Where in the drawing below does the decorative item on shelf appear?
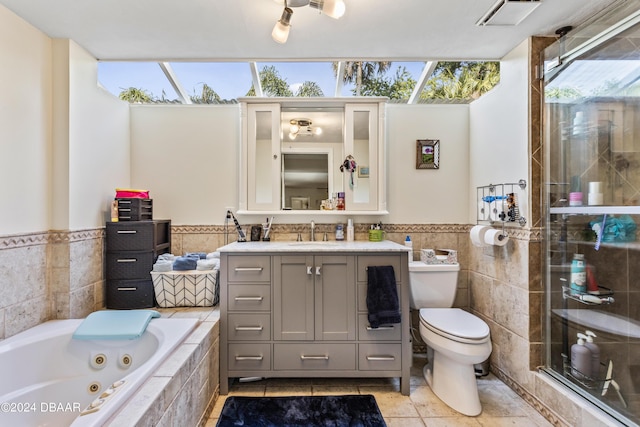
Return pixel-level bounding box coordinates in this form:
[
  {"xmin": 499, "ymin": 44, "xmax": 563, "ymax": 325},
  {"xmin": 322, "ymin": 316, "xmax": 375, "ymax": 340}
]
[{"xmin": 416, "ymin": 139, "xmax": 440, "ymax": 169}]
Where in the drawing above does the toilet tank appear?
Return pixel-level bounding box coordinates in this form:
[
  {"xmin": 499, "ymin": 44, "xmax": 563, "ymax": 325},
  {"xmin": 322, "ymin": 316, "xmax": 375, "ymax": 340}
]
[{"xmin": 408, "ymin": 261, "xmax": 460, "ymax": 309}]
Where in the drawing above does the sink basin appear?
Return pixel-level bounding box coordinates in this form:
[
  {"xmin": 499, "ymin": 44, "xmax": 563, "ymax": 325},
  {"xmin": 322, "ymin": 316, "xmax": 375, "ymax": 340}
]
[{"xmin": 287, "ymin": 241, "xmax": 340, "ymax": 247}]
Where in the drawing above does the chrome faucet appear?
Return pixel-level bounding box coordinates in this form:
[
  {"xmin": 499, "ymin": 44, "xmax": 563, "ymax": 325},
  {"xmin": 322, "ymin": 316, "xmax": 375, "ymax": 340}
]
[{"xmin": 310, "ymin": 220, "xmax": 315, "ymax": 241}]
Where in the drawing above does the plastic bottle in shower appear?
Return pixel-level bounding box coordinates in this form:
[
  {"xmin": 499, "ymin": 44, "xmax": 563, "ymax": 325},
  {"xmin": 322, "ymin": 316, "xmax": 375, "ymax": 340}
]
[
  {"xmin": 584, "ymin": 330, "xmax": 601, "ymax": 378},
  {"xmin": 571, "ymin": 333, "xmax": 591, "ymax": 379},
  {"xmin": 570, "ymin": 254, "xmax": 586, "ymax": 295}
]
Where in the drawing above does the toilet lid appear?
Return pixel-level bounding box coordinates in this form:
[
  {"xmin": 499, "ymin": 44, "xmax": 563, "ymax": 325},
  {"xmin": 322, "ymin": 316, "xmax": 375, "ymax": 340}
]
[{"xmin": 419, "ymin": 308, "xmax": 490, "ymax": 341}]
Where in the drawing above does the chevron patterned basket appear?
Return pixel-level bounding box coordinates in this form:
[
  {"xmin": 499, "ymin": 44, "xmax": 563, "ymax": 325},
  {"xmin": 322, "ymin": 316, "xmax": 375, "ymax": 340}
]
[{"xmin": 151, "ymin": 270, "xmax": 219, "ymax": 307}]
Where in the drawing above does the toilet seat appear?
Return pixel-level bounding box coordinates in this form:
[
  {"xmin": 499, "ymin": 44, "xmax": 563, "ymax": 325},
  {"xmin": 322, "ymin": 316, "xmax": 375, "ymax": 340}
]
[{"xmin": 420, "ymin": 308, "xmax": 490, "ymax": 344}]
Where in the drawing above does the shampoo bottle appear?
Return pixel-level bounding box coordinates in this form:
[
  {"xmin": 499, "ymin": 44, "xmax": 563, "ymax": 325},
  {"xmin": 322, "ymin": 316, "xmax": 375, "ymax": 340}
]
[
  {"xmin": 584, "ymin": 330, "xmax": 601, "ymax": 378},
  {"xmin": 571, "ymin": 333, "xmax": 591, "ymax": 379}
]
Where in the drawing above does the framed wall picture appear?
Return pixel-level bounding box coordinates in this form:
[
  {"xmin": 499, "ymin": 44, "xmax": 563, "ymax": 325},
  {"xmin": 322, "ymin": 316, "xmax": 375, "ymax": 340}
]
[
  {"xmin": 416, "ymin": 139, "xmax": 440, "ymax": 169},
  {"xmin": 358, "ymin": 166, "xmax": 369, "ymax": 178}
]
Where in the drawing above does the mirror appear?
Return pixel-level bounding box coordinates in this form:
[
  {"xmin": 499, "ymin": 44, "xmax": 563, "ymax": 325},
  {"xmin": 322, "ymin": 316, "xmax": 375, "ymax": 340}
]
[
  {"xmin": 282, "ymin": 153, "xmax": 329, "ymax": 210},
  {"xmin": 281, "ymin": 108, "xmax": 343, "ymax": 210}
]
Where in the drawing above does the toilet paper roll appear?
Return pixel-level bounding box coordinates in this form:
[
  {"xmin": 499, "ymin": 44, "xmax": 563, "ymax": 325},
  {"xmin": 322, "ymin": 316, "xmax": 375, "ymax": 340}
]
[
  {"xmin": 470, "ymin": 225, "xmax": 491, "ymax": 247},
  {"xmin": 484, "ymin": 228, "xmax": 509, "ymax": 247},
  {"xmin": 477, "ymin": 201, "xmax": 489, "ymax": 221}
]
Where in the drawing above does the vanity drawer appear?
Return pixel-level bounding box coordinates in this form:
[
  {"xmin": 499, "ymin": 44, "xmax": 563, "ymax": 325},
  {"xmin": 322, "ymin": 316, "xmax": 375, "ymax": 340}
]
[
  {"xmin": 227, "ymin": 313, "xmax": 271, "ymax": 341},
  {"xmin": 356, "ymin": 255, "xmax": 402, "ymax": 283},
  {"xmin": 228, "ymin": 284, "xmax": 271, "ymax": 311},
  {"xmin": 228, "ymin": 343, "xmax": 271, "ymax": 372},
  {"xmin": 274, "ymin": 343, "xmax": 356, "ymax": 370},
  {"xmin": 358, "ymin": 343, "xmax": 402, "ymax": 371},
  {"xmin": 227, "ymin": 255, "xmax": 271, "ymax": 283},
  {"xmin": 357, "ymin": 314, "xmax": 401, "ymax": 341},
  {"xmin": 358, "ymin": 284, "xmax": 401, "ymax": 312}
]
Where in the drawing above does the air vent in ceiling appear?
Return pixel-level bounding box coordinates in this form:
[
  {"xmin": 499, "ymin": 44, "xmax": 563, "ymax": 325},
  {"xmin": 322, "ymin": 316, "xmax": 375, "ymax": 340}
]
[{"xmin": 476, "ymin": 0, "xmax": 541, "ymax": 26}]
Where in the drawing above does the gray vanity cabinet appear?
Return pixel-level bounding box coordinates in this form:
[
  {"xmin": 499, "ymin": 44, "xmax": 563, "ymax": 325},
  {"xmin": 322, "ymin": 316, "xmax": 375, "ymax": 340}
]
[
  {"xmin": 273, "ymin": 255, "xmax": 356, "ymax": 341},
  {"xmin": 219, "ymin": 243, "xmax": 411, "ymax": 396}
]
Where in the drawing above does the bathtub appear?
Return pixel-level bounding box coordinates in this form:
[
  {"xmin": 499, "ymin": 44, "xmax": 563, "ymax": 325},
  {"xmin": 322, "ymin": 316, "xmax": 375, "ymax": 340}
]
[{"xmin": 0, "ymin": 317, "xmax": 198, "ymax": 427}]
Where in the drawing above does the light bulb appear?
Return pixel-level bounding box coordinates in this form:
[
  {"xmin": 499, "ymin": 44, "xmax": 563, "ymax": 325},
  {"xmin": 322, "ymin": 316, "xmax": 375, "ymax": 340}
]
[
  {"xmin": 272, "ymin": 21, "xmax": 290, "ymax": 43},
  {"xmin": 314, "ymin": 127, "xmax": 322, "ymax": 135},
  {"xmin": 322, "ymin": 0, "xmax": 345, "ymax": 19},
  {"xmin": 272, "ymin": 7, "xmax": 293, "ymax": 44},
  {"xmin": 290, "ymin": 123, "xmax": 300, "ymax": 134}
]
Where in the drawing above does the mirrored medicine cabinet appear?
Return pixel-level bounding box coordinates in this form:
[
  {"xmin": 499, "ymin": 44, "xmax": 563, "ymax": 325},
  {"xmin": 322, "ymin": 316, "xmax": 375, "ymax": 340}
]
[{"xmin": 239, "ymin": 98, "xmax": 388, "ymax": 214}]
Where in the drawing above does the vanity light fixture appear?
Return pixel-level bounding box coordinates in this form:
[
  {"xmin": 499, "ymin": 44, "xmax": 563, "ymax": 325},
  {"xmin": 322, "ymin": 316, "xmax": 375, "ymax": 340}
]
[
  {"xmin": 289, "ymin": 118, "xmax": 322, "ymax": 140},
  {"xmin": 272, "ymin": 0, "xmax": 345, "ymax": 44}
]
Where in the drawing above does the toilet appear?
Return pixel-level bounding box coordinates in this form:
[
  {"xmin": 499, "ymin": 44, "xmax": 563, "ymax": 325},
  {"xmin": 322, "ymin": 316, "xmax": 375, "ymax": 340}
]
[{"xmin": 409, "ymin": 260, "xmax": 492, "ymax": 416}]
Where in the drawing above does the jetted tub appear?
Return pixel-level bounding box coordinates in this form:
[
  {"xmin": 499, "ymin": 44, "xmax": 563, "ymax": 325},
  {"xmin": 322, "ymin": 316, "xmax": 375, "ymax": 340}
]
[{"xmin": 0, "ymin": 317, "xmax": 198, "ymax": 427}]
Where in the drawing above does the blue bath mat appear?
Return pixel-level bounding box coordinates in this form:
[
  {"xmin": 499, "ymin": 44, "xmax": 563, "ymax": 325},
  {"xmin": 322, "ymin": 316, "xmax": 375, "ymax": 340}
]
[{"xmin": 216, "ymin": 395, "xmax": 386, "ymax": 427}]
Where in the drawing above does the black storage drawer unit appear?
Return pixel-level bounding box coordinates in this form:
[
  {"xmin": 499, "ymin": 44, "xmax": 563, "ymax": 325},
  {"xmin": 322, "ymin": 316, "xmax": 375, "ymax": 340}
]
[
  {"xmin": 106, "ymin": 251, "xmax": 156, "ymax": 280},
  {"xmin": 106, "ymin": 220, "xmax": 170, "ymax": 252},
  {"xmin": 106, "ymin": 279, "xmax": 155, "ymax": 310},
  {"xmin": 116, "ymin": 198, "xmax": 153, "ymax": 221},
  {"xmin": 106, "ymin": 220, "xmax": 171, "ymax": 309}
]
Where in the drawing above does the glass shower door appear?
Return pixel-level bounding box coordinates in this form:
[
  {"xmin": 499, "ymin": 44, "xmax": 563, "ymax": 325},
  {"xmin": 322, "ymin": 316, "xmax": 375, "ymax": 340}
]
[{"xmin": 543, "ymin": 3, "xmax": 640, "ymax": 425}]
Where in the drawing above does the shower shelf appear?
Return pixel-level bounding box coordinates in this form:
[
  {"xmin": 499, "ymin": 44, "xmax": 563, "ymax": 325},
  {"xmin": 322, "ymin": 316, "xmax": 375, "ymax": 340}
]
[
  {"xmin": 562, "ymin": 286, "xmax": 614, "ymax": 305},
  {"xmin": 562, "ymin": 359, "xmax": 611, "ymax": 390},
  {"xmin": 476, "ymin": 180, "xmax": 527, "ymax": 227}
]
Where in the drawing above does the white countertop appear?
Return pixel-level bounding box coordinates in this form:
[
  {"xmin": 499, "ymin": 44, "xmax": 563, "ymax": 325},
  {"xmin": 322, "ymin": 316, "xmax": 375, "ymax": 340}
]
[{"xmin": 218, "ymin": 240, "xmax": 410, "ymax": 253}]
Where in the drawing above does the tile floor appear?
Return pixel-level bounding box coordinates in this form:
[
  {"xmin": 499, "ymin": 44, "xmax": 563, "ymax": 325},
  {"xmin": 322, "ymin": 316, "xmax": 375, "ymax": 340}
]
[{"xmin": 206, "ymin": 353, "xmax": 553, "ymax": 426}]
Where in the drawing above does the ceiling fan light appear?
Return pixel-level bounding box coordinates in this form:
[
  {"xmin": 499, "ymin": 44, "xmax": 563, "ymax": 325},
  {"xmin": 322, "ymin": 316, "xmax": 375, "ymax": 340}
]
[
  {"xmin": 313, "ymin": 127, "xmax": 322, "ymax": 135},
  {"xmin": 272, "ymin": 7, "xmax": 293, "ymax": 43},
  {"xmin": 290, "ymin": 123, "xmax": 300, "ymax": 133}
]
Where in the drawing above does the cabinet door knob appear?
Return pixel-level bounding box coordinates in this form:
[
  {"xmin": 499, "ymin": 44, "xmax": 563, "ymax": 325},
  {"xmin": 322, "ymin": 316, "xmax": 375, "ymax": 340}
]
[
  {"xmin": 307, "ymin": 266, "xmax": 313, "ymax": 275},
  {"xmin": 315, "ymin": 266, "xmax": 321, "ymax": 275}
]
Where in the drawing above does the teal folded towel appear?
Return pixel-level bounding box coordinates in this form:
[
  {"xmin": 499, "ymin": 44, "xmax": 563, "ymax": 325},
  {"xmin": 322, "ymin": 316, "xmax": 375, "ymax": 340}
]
[{"xmin": 73, "ymin": 310, "xmax": 161, "ymax": 340}]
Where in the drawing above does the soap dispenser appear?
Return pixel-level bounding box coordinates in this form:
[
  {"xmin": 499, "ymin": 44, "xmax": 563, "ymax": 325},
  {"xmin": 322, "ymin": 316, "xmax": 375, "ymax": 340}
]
[
  {"xmin": 585, "ymin": 330, "xmax": 601, "ymax": 378},
  {"xmin": 571, "ymin": 333, "xmax": 591, "ymax": 379}
]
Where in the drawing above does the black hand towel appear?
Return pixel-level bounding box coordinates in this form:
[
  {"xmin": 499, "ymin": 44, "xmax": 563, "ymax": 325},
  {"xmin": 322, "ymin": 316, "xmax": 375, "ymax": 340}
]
[{"xmin": 366, "ymin": 265, "xmax": 401, "ymax": 328}]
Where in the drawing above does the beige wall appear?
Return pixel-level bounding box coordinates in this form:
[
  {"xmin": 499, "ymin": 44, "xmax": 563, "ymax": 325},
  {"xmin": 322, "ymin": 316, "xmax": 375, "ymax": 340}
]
[{"xmin": 0, "ymin": 5, "xmax": 52, "ymax": 235}]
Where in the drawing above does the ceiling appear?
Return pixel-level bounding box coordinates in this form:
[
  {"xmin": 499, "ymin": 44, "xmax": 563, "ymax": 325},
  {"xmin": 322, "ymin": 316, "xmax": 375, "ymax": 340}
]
[{"xmin": 0, "ymin": 0, "xmax": 618, "ymax": 61}]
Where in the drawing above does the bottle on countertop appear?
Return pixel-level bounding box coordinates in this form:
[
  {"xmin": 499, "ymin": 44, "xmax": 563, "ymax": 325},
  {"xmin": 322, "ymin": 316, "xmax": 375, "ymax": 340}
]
[
  {"xmin": 571, "ymin": 333, "xmax": 592, "ymax": 379},
  {"xmin": 336, "ymin": 192, "xmax": 345, "ymax": 210},
  {"xmin": 335, "ymin": 224, "xmax": 344, "ymax": 241},
  {"xmin": 346, "ymin": 219, "xmax": 354, "ymax": 242},
  {"xmin": 584, "ymin": 330, "xmax": 601, "ymax": 378}
]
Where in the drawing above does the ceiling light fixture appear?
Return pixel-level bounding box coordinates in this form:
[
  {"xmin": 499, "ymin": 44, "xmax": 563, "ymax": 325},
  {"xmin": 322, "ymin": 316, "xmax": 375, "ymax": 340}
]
[
  {"xmin": 289, "ymin": 118, "xmax": 322, "ymax": 140},
  {"xmin": 272, "ymin": 0, "xmax": 346, "ymax": 43}
]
